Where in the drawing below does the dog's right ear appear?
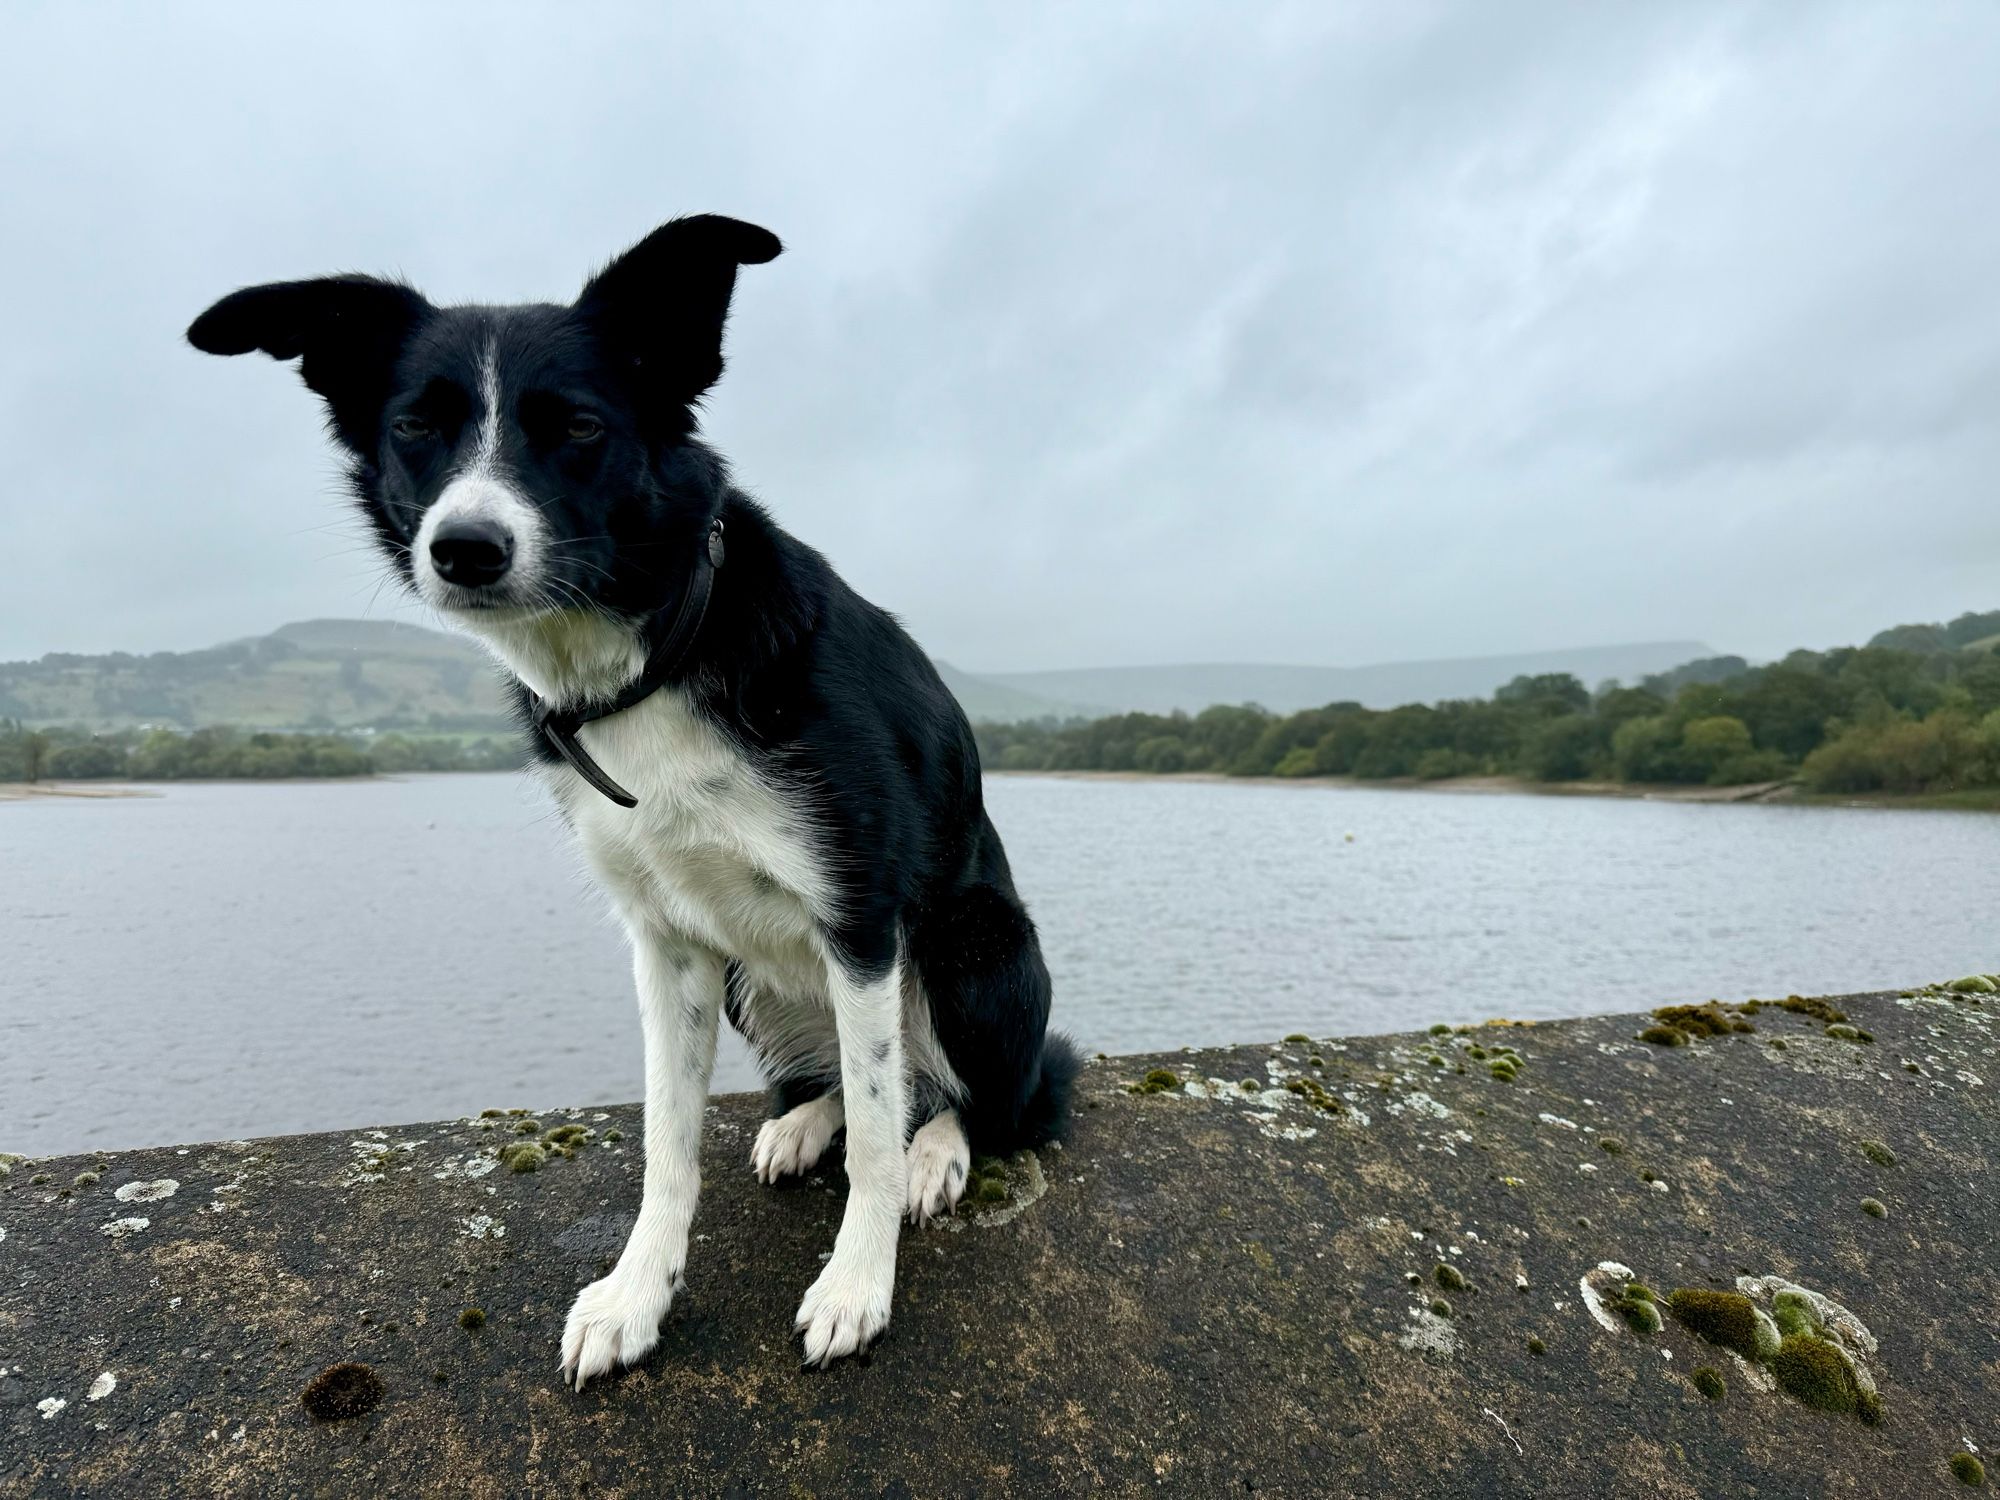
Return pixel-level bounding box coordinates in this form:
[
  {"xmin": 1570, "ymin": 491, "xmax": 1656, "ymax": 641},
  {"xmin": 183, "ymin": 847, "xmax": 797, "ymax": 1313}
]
[{"xmin": 187, "ymin": 276, "xmax": 433, "ymax": 453}]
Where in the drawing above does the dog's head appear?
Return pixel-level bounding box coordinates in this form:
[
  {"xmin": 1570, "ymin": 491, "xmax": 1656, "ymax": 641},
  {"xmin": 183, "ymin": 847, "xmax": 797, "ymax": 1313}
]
[{"xmin": 188, "ymin": 216, "xmax": 780, "ymax": 627}]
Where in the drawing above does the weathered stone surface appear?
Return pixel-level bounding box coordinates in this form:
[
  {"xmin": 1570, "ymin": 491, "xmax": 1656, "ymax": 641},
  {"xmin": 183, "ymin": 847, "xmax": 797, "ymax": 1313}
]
[{"xmin": 3, "ymin": 988, "xmax": 1995, "ymax": 1497}]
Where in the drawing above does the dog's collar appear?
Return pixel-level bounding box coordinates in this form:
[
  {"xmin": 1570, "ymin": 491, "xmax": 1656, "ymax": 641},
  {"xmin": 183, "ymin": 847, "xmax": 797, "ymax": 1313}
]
[{"xmin": 527, "ymin": 517, "xmax": 726, "ymax": 809}]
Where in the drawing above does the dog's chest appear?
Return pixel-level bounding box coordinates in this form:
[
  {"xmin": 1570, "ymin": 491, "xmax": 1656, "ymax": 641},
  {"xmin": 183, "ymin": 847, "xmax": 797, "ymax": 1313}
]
[{"xmin": 553, "ymin": 691, "xmax": 829, "ymax": 976}]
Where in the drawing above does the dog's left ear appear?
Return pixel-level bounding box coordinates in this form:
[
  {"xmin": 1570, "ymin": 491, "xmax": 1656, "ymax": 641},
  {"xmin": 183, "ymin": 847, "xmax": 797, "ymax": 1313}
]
[
  {"xmin": 576, "ymin": 215, "xmax": 782, "ymax": 408},
  {"xmin": 187, "ymin": 275, "xmax": 434, "ymax": 454}
]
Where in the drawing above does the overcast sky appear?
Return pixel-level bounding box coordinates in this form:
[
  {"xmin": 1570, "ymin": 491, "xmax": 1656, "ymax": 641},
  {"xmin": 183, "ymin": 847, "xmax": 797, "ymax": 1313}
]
[{"xmin": 2, "ymin": 3, "xmax": 1996, "ymax": 672}]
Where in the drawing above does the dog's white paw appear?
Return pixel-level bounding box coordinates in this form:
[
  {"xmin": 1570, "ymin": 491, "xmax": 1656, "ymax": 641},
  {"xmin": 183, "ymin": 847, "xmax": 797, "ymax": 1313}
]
[
  {"xmin": 905, "ymin": 1110, "xmax": 970, "ymax": 1224},
  {"xmin": 794, "ymin": 1253, "xmax": 893, "ymax": 1367},
  {"xmin": 751, "ymin": 1093, "xmax": 844, "ymax": 1183},
  {"xmin": 560, "ymin": 1271, "xmax": 676, "ymax": 1391}
]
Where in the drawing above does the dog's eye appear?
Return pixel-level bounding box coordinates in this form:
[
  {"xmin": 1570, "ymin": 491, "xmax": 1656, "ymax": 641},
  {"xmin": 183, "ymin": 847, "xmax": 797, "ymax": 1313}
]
[
  {"xmin": 390, "ymin": 415, "xmax": 433, "ymax": 442},
  {"xmin": 566, "ymin": 414, "xmax": 605, "ymax": 444}
]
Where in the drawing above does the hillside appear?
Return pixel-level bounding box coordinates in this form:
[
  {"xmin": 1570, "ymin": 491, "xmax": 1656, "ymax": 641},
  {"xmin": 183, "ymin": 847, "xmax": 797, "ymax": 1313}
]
[
  {"xmin": 979, "ymin": 640, "xmax": 1714, "ymax": 716},
  {"xmin": 0, "ymin": 620, "xmax": 514, "ymax": 733}
]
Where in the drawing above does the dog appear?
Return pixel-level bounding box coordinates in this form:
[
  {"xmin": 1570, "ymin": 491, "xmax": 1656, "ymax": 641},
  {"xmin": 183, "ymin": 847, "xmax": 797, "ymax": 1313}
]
[{"xmin": 188, "ymin": 215, "xmax": 1078, "ymax": 1381}]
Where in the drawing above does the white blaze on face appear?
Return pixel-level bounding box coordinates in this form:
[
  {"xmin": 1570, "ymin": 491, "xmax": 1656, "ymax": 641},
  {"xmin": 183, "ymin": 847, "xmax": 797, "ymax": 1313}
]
[{"xmin": 413, "ymin": 336, "xmax": 548, "ymax": 611}]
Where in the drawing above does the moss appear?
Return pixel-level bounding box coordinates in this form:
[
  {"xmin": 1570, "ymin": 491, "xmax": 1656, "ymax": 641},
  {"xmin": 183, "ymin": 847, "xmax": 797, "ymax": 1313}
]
[
  {"xmin": 604, "ymin": 1128, "xmax": 624, "ymax": 1142},
  {"xmin": 1668, "ymin": 1288, "xmax": 1764, "ymax": 1360},
  {"xmin": 1946, "ymin": 975, "xmax": 1998, "ymax": 995},
  {"xmin": 1771, "ymin": 1289, "xmax": 1820, "ymax": 1338},
  {"xmin": 1428, "ymin": 1023, "xmax": 1452, "ymax": 1036},
  {"xmin": 1652, "ymin": 1000, "xmax": 1755, "ymax": 1039},
  {"xmin": 1619, "ymin": 1296, "xmax": 1663, "ymax": 1335},
  {"xmin": 1824, "ymin": 1022, "xmax": 1874, "ymax": 1043},
  {"xmin": 1856, "ymin": 1389, "xmax": 1884, "ymax": 1426},
  {"xmin": 1597, "ymin": 1136, "xmax": 1625, "ymax": 1155},
  {"xmin": 1772, "ymin": 1334, "xmax": 1858, "ymax": 1414},
  {"xmin": 1434, "ymin": 1262, "xmax": 1466, "ymax": 1291},
  {"xmin": 1466, "ymin": 1045, "xmax": 1488, "ymax": 1060},
  {"xmin": 1527, "ymin": 1335, "xmax": 1547, "ymax": 1356},
  {"xmin": 301, "ymin": 1362, "xmax": 384, "ymax": 1421},
  {"xmin": 458, "ymin": 1306, "xmax": 486, "ymax": 1330},
  {"xmin": 544, "ymin": 1124, "xmax": 591, "ymax": 1147},
  {"xmin": 1130, "ymin": 1069, "xmax": 1181, "ymax": 1095},
  {"xmin": 478, "ymin": 1108, "xmax": 507, "ymax": 1118},
  {"xmin": 973, "ymin": 1176, "xmax": 1009, "ymax": 1204},
  {"xmin": 1624, "ymin": 1283, "xmax": 1656, "ymax": 1303},
  {"xmin": 1692, "ymin": 1366, "xmax": 1727, "ymax": 1400},
  {"xmin": 1860, "ymin": 1139, "xmax": 1897, "ymax": 1167},
  {"xmin": 1308, "ymin": 1054, "xmax": 1326, "ymax": 1068},
  {"xmin": 1283, "ymin": 1077, "xmax": 1346, "ymax": 1114},
  {"xmin": 1770, "ymin": 1038, "xmax": 1787, "ymax": 1050},
  {"xmin": 1950, "ymin": 1452, "xmax": 1986, "ymax": 1486},
  {"xmin": 498, "ymin": 1142, "xmax": 546, "ymax": 1174},
  {"xmin": 71, "ymin": 1171, "xmax": 99, "ymax": 1187},
  {"xmin": 29, "ymin": 1172, "xmax": 50, "ymax": 1185},
  {"xmin": 1860, "ymin": 1197, "xmax": 1887, "ymax": 1219},
  {"xmin": 512, "ymin": 1118, "xmax": 542, "ymax": 1135},
  {"xmin": 1283, "ymin": 1033, "xmax": 1310, "ymax": 1043},
  {"xmin": 1638, "ymin": 1026, "xmax": 1688, "ymax": 1047},
  {"xmin": 1775, "ymin": 995, "xmax": 1847, "ymax": 1024},
  {"xmin": 1429, "ymin": 1298, "xmax": 1452, "ymax": 1318},
  {"xmin": 1489, "ymin": 1059, "xmax": 1518, "ymax": 1081}
]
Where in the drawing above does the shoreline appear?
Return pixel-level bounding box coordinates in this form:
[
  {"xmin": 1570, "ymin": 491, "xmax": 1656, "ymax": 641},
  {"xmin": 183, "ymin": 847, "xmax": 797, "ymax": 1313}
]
[
  {"xmin": 991, "ymin": 767, "xmax": 2000, "ymax": 812},
  {"xmin": 9, "ymin": 770, "xmax": 1995, "ymax": 814}
]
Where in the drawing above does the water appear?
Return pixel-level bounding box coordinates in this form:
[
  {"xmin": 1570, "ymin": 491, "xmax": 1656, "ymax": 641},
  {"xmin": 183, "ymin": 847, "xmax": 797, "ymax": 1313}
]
[{"xmin": 4, "ymin": 773, "xmax": 1996, "ymax": 1156}]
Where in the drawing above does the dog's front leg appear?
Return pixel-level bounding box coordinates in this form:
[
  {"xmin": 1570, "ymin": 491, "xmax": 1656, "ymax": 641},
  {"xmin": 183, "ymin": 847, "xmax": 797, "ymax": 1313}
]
[
  {"xmin": 561, "ymin": 929, "xmax": 722, "ymax": 1389},
  {"xmin": 794, "ymin": 958, "xmax": 905, "ymax": 1366}
]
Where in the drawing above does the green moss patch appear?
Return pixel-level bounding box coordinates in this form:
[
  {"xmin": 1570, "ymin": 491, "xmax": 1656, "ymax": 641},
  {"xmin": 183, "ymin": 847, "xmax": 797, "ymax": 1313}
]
[
  {"xmin": 1638, "ymin": 1025, "xmax": 1689, "ymax": 1047},
  {"xmin": 1651, "ymin": 1001, "xmax": 1755, "ymax": 1040},
  {"xmin": 1772, "ymin": 1334, "xmax": 1859, "ymax": 1414},
  {"xmin": 1128, "ymin": 1069, "xmax": 1181, "ymax": 1096},
  {"xmin": 1434, "ymin": 1262, "xmax": 1466, "ymax": 1291},
  {"xmin": 1692, "ymin": 1366, "xmax": 1726, "ymax": 1400},
  {"xmin": 497, "ymin": 1142, "xmax": 546, "ymax": 1174},
  {"xmin": 1860, "ymin": 1197, "xmax": 1887, "ymax": 1219},
  {"xmin": 1951, "ymin": 1452, "xmax": 1986, "ymax": 1486},
  {"xmin": 1284, "ymin": 1076, "xmax": 1346, "ymax": 1114},
  {"xmin": 457, "ymin": 1306, "xmax": 486, "ymax": 1330},
  {"xmin": 1668, "ymin": 1288, "xmax": 1767, "ymax": 1361},
  {"xmin": 1859, "ymin": 1138, "xmax": 1897, "ymax": 1167}
]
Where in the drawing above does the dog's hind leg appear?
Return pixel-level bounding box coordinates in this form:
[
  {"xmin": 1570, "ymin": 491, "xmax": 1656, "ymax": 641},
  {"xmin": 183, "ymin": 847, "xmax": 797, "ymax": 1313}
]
[
  {"xmin": 904, "ymin": 1107, "xmax": 970, "ymax": 1224},
  {"xmin": 561, "ymin": 929, "xmax": 723, "ymax": 1390},
  {"xmin": 752, "ymin": 1090, "xmax": 844, "ymax": 1182}
]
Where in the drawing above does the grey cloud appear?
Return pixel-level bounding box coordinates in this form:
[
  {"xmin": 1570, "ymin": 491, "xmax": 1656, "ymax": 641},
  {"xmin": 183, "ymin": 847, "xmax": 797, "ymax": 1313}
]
[{"xmin": 1, "ymin": 2, "xmax": 1994, "ymax": 671}]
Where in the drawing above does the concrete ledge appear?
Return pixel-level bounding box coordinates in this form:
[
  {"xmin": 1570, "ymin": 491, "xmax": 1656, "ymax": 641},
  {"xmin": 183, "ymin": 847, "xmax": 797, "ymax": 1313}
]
[{"xmin": 3, "ymin": 986, "xmax": 1996, "ymax": 1497}]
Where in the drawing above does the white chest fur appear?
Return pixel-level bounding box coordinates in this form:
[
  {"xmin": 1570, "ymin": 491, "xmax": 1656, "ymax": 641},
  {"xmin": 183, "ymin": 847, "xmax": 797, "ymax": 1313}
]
[{"xmin": 548, "ymin": 687, "xmax": 834, "ymax": 993}]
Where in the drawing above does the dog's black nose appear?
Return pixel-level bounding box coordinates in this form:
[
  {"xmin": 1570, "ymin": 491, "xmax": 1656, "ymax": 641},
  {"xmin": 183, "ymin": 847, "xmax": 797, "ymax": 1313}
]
[{"xmin": 429, "ymin": 517, "xmax": 515, "ymax": 587}]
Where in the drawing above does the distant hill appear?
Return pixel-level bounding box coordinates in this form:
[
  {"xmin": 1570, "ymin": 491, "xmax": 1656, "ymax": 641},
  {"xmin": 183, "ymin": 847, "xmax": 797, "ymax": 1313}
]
[
  {"xmin": 978, "ymin": 641, "xmax": 1715, "ymax": 717},
  {"xmin": 0, "ymin": 620, "xmax": 1093, "ymax": 732},
  {"xmin": 0, "ymin": 624, "xmax": 1719, "ymax": 730},
  {"xmin": 0, "ymin": 619, "xmax": 515, "ymax": 732}
]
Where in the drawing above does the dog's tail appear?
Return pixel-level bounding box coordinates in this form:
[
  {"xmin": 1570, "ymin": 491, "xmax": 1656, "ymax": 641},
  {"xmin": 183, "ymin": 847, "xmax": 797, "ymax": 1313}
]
[{"xmin": 1015, "ymin": 1029, "xmax": 1084, "ymax": 1148}]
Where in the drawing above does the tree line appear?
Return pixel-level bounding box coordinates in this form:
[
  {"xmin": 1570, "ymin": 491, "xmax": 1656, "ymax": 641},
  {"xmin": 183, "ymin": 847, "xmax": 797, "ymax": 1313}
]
[
  {"xmin": 973, "ymin": 610, "xmax": 2000, "ymax": 799},
  {"xmin": 0, "ymin": 723, "xmax": 521, "ymax": 782}
]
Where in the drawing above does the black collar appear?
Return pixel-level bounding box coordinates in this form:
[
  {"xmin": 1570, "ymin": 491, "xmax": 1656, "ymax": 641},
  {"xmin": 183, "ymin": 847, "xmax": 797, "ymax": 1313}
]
[{"xmin": 527, "ymin": 517, "xmax": 726, "ymax": 809}]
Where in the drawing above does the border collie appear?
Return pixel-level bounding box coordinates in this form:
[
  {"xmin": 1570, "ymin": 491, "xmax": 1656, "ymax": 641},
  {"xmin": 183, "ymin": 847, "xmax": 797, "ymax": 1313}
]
[{"xmin": 188, "ymin": 215, "xmax": 1078, "ymax": 1381}]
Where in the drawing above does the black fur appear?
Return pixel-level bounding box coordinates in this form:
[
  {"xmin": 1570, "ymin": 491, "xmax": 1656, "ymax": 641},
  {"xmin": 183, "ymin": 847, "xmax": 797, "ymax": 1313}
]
[{"xmin": 189, "ymin": 214, "xmax": 1077, "ymax": 1155}]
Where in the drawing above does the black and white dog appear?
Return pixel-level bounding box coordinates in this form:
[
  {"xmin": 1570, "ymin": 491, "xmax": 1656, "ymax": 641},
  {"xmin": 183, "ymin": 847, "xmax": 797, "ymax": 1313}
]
[{"xmin": 188, "ymin": 215, "xmax": 1077, "ymax": 1381}]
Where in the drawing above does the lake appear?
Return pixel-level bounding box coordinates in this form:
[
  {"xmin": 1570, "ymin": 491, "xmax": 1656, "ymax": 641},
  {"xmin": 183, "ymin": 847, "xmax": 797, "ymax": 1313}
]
[{"xmin": 5, "ymin": 773, "xmax": 1996, "ymax": 1156}]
